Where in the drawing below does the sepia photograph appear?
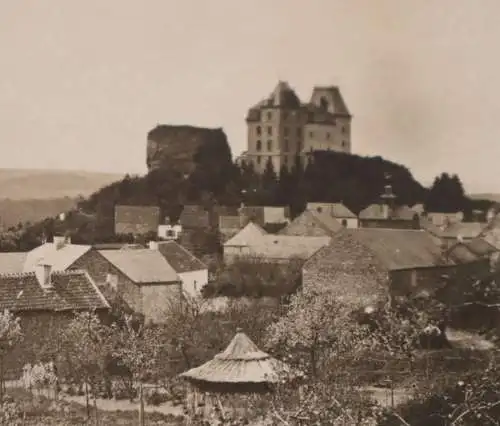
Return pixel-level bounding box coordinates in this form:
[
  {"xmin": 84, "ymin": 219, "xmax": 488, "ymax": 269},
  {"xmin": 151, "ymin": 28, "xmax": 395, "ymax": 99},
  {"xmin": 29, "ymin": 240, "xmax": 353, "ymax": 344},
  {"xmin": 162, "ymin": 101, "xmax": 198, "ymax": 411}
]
[{"xmin": 1, "ymin": 1, "xmax": 500, "ymax": 424}]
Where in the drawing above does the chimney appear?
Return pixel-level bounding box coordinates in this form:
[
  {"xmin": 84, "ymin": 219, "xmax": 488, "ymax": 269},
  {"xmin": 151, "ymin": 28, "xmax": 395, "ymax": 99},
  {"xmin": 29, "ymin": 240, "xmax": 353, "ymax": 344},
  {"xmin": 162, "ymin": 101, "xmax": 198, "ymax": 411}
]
[
  {"xmin": 53, "ymin": 236, "xmax": 66, "ymax": 250},
  {"xmin": 149, "ymin": 241, "xmax": 159, "ymax": 250},
  {"xmin": 35, "ymin": 262, "xmax": 52, "ymax": 289}
]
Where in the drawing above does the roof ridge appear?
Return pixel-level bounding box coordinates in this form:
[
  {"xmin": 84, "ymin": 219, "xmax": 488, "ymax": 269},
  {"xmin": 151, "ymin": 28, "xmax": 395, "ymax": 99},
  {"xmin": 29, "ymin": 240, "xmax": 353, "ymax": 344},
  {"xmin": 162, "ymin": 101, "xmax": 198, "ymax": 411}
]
[{"xmin": 0, "ymin": 271, "xmax": 36, "ymax": 278}]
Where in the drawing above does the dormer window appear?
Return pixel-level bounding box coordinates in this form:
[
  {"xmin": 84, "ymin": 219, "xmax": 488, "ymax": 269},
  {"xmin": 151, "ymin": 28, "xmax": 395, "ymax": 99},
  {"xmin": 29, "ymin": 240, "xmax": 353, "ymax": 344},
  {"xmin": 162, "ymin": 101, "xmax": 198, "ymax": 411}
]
[{"xmin": 320, "ymin": 97, "xmax": 329, "ymax": 110}]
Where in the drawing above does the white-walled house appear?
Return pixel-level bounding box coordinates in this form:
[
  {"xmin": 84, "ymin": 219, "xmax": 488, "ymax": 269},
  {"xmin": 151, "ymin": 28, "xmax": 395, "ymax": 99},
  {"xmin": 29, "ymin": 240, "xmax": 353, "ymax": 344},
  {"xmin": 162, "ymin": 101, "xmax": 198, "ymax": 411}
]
[
  {"xmin": 149, "ymin": 240, "xmax": 208, "ymax": 298},
  {"xmin": 306, "ymin": 202, "xmax": 359, "ymax": 228},
  {"xmin": 158, "ymin": 223, "xmax": 182, "ymax": 240}
]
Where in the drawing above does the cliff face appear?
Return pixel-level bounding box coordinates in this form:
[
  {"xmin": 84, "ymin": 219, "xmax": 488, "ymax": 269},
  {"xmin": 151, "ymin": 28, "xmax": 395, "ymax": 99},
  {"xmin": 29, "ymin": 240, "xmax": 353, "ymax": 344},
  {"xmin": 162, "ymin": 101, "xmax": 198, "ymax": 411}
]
[{"xmin": 146, "ymin": 125, "xmax": 232, "ymax": 174}]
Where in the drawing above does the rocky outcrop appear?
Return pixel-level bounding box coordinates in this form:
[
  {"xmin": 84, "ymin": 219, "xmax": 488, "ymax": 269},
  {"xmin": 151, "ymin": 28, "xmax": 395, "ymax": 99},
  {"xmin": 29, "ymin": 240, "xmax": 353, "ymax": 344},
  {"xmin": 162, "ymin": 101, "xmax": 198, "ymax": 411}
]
[{"xmin": 146, "ymin": 125, "xmax": 232, "ymax": 174}]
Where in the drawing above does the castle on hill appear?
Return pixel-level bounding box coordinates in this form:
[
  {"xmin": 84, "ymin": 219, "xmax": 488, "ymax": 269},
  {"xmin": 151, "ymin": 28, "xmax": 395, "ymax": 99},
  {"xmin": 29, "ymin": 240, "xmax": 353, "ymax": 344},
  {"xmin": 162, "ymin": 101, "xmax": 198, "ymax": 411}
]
[{"xmin": 239, "ymin": 81, "xmax": 352, "ymax": 173}]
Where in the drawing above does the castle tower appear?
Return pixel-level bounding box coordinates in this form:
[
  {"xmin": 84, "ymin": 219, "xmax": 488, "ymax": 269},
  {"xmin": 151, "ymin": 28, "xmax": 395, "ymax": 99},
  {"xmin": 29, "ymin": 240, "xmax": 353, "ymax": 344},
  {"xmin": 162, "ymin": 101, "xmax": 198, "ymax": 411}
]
[{"xmin": 244, "ymin": 82, "xmax": 352, "ymax": 174}]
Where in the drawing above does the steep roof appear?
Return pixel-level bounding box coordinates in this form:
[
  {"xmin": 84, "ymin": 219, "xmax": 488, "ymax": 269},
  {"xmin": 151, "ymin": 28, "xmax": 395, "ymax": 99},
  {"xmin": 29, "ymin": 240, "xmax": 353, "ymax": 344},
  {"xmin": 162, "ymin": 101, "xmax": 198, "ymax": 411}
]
[
  {"xmin": 270, "ymin": 81, "xmax": 301, "ymax": 108},
  {"xmin": 114, "ymin": 205, "xmax": 160, "ymax": 235},
  {"xmin": 98, "ymin": 249, "xmax": 180, "ymax": 284},
  {"xmin": 0, "ymin": 253, "xmax": 27, "ymax": 274},
  {"xmin": 359, "ymin": 204, "xmax": 417, "ymax": 221},
  {"xmin": 311, "ymin": 86, "xmax": 351, "ymax": 116},
  {"xmin": 179, "ymin": 329, "xmax": 292, "ymax": 385},
  {"xmin": 304, "ymin": 210, "xmax": 343, "ymax": 234},
  {"xmin": 250, "ymin": 235, "xmax": 331, "ymax": 260},
  {"xmin": 155, "ymin": 241, "xmax": 206, "ymax": 273},
  {"xmin": 466, "ymin": 238, "xmax": 498, "ymax": 256},
  {"xmin": 346, "ymin": 228, "xmax": 447, "ymax": 270},
  {"xmin": 307, "ymin": 202, "xmax": 356, "ymax": 219},
  {"xmin": 0, "ymin": 270, "xmax": 109, "ymax": 312},
  {"xmin": 23, "ymin": 243, "xmax": 92, "ymax": 273},
  {"xmin": 439, "ymin": 222, "xmax": 486, "ymax": 240},
  {"xmin": 224, "ymin": 222, "xmax": 267, "ymax": 247}
]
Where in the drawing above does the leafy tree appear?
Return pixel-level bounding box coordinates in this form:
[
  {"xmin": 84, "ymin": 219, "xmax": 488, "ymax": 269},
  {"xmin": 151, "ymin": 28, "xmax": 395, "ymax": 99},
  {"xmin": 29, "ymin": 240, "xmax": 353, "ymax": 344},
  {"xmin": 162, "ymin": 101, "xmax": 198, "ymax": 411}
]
[{"xmin": 0, "ymin": 309, "xmax": 22, "ymax": 403}]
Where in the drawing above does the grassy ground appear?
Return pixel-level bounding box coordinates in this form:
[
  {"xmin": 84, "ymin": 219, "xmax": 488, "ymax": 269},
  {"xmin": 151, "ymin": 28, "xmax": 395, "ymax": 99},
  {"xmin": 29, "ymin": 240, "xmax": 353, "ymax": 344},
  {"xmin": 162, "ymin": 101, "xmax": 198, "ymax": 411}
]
[{"xmin": 1, "ymin": 388, "xmax": 185, "ymax": 426}]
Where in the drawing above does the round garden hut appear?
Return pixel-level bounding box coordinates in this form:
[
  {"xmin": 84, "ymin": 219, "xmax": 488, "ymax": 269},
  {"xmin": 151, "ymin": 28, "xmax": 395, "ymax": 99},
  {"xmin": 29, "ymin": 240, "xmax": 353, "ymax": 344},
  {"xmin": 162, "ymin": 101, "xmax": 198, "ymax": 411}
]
[{"xmin": 179, "ymin": 328, "xmax": 295, "ymax": 420}]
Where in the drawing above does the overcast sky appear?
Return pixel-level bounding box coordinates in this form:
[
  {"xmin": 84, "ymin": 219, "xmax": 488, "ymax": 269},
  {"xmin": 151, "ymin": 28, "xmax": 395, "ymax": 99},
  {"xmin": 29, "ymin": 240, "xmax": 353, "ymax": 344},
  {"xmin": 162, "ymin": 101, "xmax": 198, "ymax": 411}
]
[{"xmin": 0, "ymin": 1, "xmax": 499, "ymax": 193}]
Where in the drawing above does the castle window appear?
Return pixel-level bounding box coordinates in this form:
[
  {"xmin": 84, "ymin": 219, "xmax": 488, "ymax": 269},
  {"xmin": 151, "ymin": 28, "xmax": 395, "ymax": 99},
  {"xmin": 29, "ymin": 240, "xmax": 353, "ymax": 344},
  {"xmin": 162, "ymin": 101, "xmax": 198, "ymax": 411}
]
[
  {"xmin": 257, "ymin": 156, "xmax": 261, "ymax": 164},
  {"xmin": 256, "ymin": 126, "xmax": 262, "ymax": 136},
  {"xmin": 267, "ymin": 111, "xmax": 272, "ymax": 120},
  {"xmin": 267, "ymin": 126, "xmax": 273, "ymax": 136},
  {"xmin": 320, "ymin": 97, "xmax": 329, "ymax": 110},
  {"xmin": 267, "ymin": 140, "xmax": 272, "ymax": 151},
  {"xmin": 309, "ymin": 131, "xmax": 314, "ymax": 138},
  {"xmin": 284, "ymin": 127, "xmax": 289, "ymax": 136},
  {"xmin": 326, "ymin": 132, "xmax": 330, "ymax": 140},
  {"xmin": 342, "ymin": 141, "xmax": 347, "ymax": 148},
  {"xmin": 256, "ymin": 140, "xmax": 262, "ymax": 151},
  {"xmin": 342, "ymin": 126, "xmax": 347, "ymax": 133},
  {"xmin": 284, "ymin": 139, "xmax": 289, "ymax": 151}
]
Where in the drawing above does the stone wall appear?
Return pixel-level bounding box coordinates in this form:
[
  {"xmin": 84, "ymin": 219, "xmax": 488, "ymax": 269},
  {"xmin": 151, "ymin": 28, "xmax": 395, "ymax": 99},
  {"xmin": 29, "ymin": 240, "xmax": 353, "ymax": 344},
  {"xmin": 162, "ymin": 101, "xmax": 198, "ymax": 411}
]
[{"xmin": 302, "ymin": 231, "xmax": 389, "ymax": 307}]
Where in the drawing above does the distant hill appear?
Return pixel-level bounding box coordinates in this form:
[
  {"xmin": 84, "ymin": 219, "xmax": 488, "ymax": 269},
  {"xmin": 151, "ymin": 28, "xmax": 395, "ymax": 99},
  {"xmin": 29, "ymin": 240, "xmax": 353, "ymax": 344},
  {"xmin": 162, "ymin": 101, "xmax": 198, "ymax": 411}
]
[
  {"xmin": 469, "ymin": 193, "xmax": 500, "ymax": 203},
  {"xmin": 0, "ymin": 169, "xmax": 125, "ymax": 200},
  {"xmin": 0, "ymin": 197, "xmax": 78, "ymax": 229}
]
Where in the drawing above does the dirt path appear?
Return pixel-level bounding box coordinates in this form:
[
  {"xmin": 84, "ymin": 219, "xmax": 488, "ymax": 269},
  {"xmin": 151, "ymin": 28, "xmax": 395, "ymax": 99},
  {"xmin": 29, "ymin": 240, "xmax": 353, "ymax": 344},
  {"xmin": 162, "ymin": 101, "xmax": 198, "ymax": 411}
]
[
  {"xmin": 446, "ymin": 328, "xmax": 496, "ymax": 350},
  {"xmin": 62, "ymin": 394, "xmax": 185, "ymax": 416}
]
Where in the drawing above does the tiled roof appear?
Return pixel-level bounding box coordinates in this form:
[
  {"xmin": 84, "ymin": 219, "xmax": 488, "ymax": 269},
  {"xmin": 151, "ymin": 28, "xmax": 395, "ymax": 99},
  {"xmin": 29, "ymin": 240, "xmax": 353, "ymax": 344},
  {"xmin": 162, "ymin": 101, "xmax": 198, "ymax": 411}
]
[
  {"xmin": 346, "ymin": 228, "xmax": 448, "ymax": 270},
  {"xmin": 0, "ymin": 270, "xmax": 109, "ymax": 312},
  {"xmin": 98, "ymin": 249, "xmax": 180, "ymax": 284},
  {"xmin": 250, "ymin": 235, "xmax": 331, "ymax": 260},
  {"xmin": 307, "ymin": 202, "xmax": 356, "ymax": 218},
  {"xmin": 465, "ymin": 238, "xmax": 498, "ymax": 256},
  {"xmin": 0, "ymin": 253, "xmax": 27, "ymax": 274},
  {"xmin": 155, "ymin": 241, "xmax": 206, "ymax": 273},
  {"xmin": 440, "ymin": 222, "xmax": 485, "ymax": 240},
  {"xmin": 179, "ymin": 205, "xmax": 210, "ymax": 229},
  {"xmin": 114, "ymin": 205, "xmax": 160, "ymax": 235},
  {"xmin": 23, "ymin": 243, "xmax": 91, "ymax": 273},
  {"xmin": 224, "ymin": 222, "xmax": 267, "ymax": 247},
  {"xmin": 359, "ymin": 204, "xmax": 417, "ymax": 221}
]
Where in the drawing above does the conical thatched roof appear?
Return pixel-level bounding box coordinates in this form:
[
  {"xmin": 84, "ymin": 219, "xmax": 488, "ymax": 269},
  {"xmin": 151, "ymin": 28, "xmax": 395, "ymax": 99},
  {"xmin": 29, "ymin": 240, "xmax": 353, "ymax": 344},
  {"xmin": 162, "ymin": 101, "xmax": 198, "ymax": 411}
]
[{"xmin": 179, "ymin": 329, "xmax": 292, "ymax": 386}]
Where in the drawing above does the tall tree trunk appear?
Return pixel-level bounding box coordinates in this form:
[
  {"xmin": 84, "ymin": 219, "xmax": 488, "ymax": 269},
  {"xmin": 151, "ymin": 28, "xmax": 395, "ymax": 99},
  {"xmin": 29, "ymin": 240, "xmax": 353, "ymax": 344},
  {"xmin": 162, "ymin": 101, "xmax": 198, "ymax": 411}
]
[{"xmin": 139, "ymin": 382, "xmax": 145, "ymax": 426}]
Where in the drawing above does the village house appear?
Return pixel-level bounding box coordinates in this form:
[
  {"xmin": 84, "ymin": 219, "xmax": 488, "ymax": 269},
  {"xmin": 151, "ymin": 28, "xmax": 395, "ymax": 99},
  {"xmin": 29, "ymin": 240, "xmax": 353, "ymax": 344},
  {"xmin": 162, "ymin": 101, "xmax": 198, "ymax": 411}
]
[
  {"xmin": 0, "ymin": 265, "xmax": 109, "ymax": 378},
  {"xmin": 149, "ymin": 240, "xmax": 208, "ymax": 298},
  {"xmin": 280, "ymin": 209, "xmax": 342, "ymax": 237},
  {"xmin": 158, "ymin": 217, "xmax": 183, "ymax": 241},
  {"xmin": 223, "ymin": 221, "xmax": 330, "ymax": 264},
  {"xmin": 114, "ymin": 205, "xmax": 161, "ymax": 236},
  {"xmin": 302, "ymin": 228, "xmax": 490, "ymax": 308},
  {"xmin": 358, "ymin": 184, "xmax": 420, "ymax": 230},
  {"xmin": 76, "ymin": 248, "xmax": 183, "ymax": 324},
  {"xmin": 306, "ymin": 202, "xmax": 358, "ymax": 228}
]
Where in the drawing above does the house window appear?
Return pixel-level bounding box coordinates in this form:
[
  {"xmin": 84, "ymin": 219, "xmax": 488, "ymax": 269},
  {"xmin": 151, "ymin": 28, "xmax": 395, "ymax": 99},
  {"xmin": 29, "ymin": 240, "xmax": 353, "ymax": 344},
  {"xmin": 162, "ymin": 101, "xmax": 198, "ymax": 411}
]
[
  {"xmin": 194, "ymin": 280, "xmax": 197, "ymax": 291},
  {"xmin": 166, "ymin": 229, "xmax": 175, "ymax": 237},
  {"xmin": 256, "ymin": 126, "xmax": 262, "ymax": 136},
  {"xmin": 317, "ymin": 207, "xmax": 322, "ymax": 213},
  {"xmin": 267, "ymin": 140, "xmax": 272, "ymax": 151},
  {"xmin": 267, "ymin": 111, "xmax": 272, "ymax": 120},
  {"xmin": 267, "ymin": 126, "xmax": 273, "ymax": 136},
  {"xmin": 341, "ymin": 219, "xmax": 347, "ymax": 227},
  {"xmin": 256, "ymin": 140, "xmax": 262, "ymax": 151},
  {"xmin": 284, "ymin": 127, "xmax": 289, "ymax": 137}
]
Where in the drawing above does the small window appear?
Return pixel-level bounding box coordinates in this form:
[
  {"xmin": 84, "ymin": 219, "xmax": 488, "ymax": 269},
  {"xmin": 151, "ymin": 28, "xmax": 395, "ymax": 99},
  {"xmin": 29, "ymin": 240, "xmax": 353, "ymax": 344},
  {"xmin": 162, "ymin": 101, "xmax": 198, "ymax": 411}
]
[
  {"xmin": 342, "ymin": 126, "xmax": 347, "ymax": 133},
  {"xmin": 320, "ymin": 97, "xmax": 329, "ymax": 110},
  {"xmin": 284, "ymin": 127, "xmax": 289, "ymax": 136},
  {"xmin": 256, "ymin": 140, "xmax": 262, "ymax": 151},
  {"xmin": 256, "ymin": 126, "xmax": 262, "ymax": 136},
  {"xmin": 326, "ymin": 132, "xmax": 330, "ymax": 140},
  {"xmin": 267, "ymin": 126, "xmax": 273, "ymax": 136},
  {"xmin": 341, "ymin": 219, "xmax": 348, "ymax": 227},
  {"xmin": 317, "ymin": 207, "xmax": 323, "ymax": 213},
  {"xmin": 309, "ymin": 131, "xmax": 314, "ymax": 138},
  {"xmin": 267, "ymin": 111, "xmax": 272, "ymax": 120},
  {"xmin": 166, "ymin": 229, "xmax": 175, "ymax": 237},
  {"xmin": 194, "ymin": 280, "xmax": 197, "ymax": 291},
  {"xmin": 342, "ymin": 141, "xmax": 347, "ymax": 148},
  {"xmin": 267, "ymin": 140, "xmax": 272, "ymax": 151}
]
